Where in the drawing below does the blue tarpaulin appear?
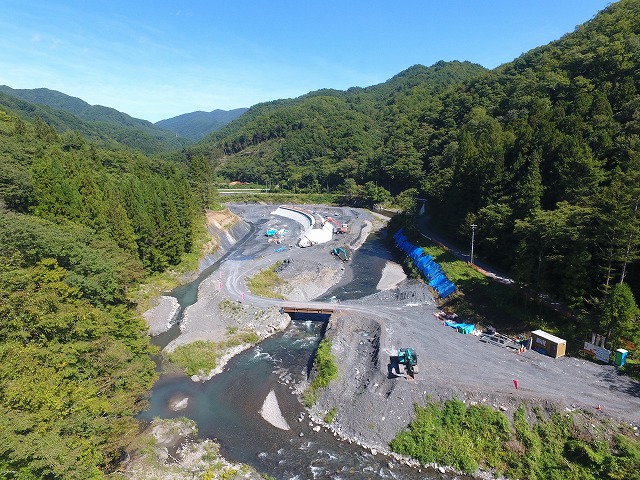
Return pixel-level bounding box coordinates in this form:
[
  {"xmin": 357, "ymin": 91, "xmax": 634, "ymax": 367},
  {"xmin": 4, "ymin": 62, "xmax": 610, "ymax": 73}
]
[
  {"xmin": 409, "ymin": 246, "xmax": 424, "ymax": 261},
  {"xmin": 444, "ymin": 321, "xmax": 475, "ymax": 334},
  {"xmin": 394, "ymin": 228, "xmax": 457, "ymax": 299}
]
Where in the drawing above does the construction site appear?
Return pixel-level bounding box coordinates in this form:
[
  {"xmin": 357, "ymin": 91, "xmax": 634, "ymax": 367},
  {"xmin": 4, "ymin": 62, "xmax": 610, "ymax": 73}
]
[{"xmin": 141, "ymin": 203, "xmax": 640, "ymax": 478}]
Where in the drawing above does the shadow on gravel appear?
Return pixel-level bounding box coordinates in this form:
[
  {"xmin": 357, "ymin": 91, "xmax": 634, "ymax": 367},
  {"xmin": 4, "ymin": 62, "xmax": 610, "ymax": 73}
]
[
  {"xmin": 600, "ymin": 368, "xmax": 640, "ymax": 398},
  {"xmin": 387, "ymin": 356, "xmax": 401, "ymax": 378}
]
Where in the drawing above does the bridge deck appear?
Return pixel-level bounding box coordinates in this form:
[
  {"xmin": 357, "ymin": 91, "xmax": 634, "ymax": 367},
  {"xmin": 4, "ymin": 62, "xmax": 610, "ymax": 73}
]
[{"xmin": 281, "ymin": 305, "xmax": 336, "ymax": 315}]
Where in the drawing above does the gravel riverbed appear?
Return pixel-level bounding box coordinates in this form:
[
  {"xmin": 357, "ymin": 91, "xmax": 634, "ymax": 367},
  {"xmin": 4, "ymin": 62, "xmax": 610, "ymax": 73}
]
[{"xmin": 137, "ymin": 203, "xmax": 640, "ymax": 479}]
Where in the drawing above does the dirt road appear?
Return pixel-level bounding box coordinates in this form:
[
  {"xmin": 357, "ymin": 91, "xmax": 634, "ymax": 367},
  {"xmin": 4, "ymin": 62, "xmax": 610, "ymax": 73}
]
[{"xmin": 146, "ymin": 203, "xmax": 640, "ymax": 455}]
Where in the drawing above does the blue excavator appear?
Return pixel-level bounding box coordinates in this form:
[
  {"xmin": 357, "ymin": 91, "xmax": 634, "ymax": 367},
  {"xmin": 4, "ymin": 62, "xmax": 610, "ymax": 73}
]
[{"xmin": 331, "ymin": 246, "xmax": 351, "ymax": 262}]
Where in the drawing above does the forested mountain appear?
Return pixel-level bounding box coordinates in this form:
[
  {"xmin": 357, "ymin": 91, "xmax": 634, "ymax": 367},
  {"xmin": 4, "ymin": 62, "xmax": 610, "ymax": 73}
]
[
  {"xmin": 193, "ymin": 60, "xmax": 487, "ymax": 191},
  {"xmin": 155, "ymin": 107, "xmax": 248, "ymax": 140},
  {"xmin": 0, "ymin": 86, "xmax": 192, "ymax": 154},
  {"xmin": 0, "ymin": 103, "xmax": 216, "ymax": 477},
  {"xmin": 200, "ymin": 0, "xmax": 640, "ymax": 319}
]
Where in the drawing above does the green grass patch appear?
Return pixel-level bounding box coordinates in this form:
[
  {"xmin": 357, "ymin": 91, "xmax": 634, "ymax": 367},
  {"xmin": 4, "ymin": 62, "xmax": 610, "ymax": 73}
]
[
  {"xmin": 164, "ymin": 340, "xmax": 219, "ymax": 377},
  {"xmin": 164, "ymin": 330, "xmax": 260, "ymax": 377},
  {"xmin": 247, "ymin": 261, "xmax": 286, "ymax": 299},
  {"xmin": 390, "ymin": 399, "xmax": 640, "ymax": 479},
  {"xmin": 221, "ymin": 331, "xmax": 259, "ymax": 348},
  {"xmin": 324, "ymin": 407, "xmax": 337, "ymax": 424},
  {"xmin": 219, "ymin": 298, "xmax": 243, "ymax": 316},
  {"xmin": 303, "ymin": 390, "xmax": 318, "ymax": 408},
  {"xmin": 305, "ymin": 339, "xmax": 338, "ymax": 407},
  {"xmin": 391, "ymin": 398, "xmax": 510, "ymax": 474}
]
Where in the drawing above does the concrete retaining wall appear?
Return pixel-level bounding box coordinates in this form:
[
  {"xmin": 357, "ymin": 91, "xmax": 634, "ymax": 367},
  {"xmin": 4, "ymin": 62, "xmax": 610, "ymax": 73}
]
[{"xmin": 272, "ymin": 206, "xmax": 333, "ymax": 246}]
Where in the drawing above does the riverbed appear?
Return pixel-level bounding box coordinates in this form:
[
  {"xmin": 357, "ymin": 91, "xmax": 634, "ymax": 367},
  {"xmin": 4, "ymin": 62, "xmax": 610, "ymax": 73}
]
[
  {"xmin": 140, "ymin": 319, "xmax": 449, "ymax": 479},
  {"xmin": 138, "ymin": 206, "xmax": 451, "ymax": 479}
]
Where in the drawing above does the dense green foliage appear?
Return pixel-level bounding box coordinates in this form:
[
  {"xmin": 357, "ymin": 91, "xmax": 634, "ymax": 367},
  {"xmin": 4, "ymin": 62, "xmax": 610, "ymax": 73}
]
[
  {"xmin": 602, "ymin": 282, "xmax": 640, "ymax": 349},
  {"xmin": 0, "ymin": 96, "xmax": 213, "ymax": 477},
  {"xmin": 304, "ymin": 339, "xmax": 338, "ymax": 407},
  {"xmin": 391, "ymin": 398, "xmax": 511, "ymax": 473},
  {"xmin": 391, "ymin": 399, "xmax": 640, "ymax": 479},
  {"xmin": 195, "ymin": 61, "xmax": 486, "ymax": 194},
  {"xmin": 203, "ymin": 0, "xmax": 640, "ymax": 330},
  {"xmin": 0, "ymin": 256, "xmax": 157, "ymax": 479},
  {"xmin": 0, "ymin": 108, "xmax": 205, "ymax": 273}
]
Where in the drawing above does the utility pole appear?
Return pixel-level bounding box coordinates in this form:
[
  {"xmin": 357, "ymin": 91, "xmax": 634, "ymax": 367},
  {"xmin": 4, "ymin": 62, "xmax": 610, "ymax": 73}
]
[{"xmin": 470, "ymin": 224, "xmax": 477, "ymax": 265}]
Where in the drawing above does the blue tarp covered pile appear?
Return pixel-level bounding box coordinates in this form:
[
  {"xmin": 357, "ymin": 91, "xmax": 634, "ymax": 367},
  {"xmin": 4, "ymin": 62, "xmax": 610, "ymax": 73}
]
[
  {"xmin": 393, "ymin": 228, "xmax": 457, "ymax": 298},
  {"xmin": 444, "ymin": 321, "xmax": 475, "ymax": 334}
]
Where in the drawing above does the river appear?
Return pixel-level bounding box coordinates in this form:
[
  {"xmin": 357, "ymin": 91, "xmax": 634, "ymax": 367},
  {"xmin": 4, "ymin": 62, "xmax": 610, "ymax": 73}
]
[{"xmin": 139, "ymin": 222, "xmax": 454, "ymax": 480}]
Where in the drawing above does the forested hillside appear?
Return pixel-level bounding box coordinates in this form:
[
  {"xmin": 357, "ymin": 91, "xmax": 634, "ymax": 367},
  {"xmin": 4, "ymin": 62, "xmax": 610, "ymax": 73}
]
[
  {"xmin": 0, "ymin": 87, "xmax": 192, "ymax": 155},
  {"xmin": 201, "ymin": 0, "xmax": 640, "ymax": 322},
  {"xmin": 0, "ymin": 104, "xmax": 215, "ymax": 478},
  {"xmin": 194, "ymin": 61, "xmax": 486, "ymax": 194},
  {"xmin": 155, "ymin": 107, "xmax": 249, "ymax": 141}
]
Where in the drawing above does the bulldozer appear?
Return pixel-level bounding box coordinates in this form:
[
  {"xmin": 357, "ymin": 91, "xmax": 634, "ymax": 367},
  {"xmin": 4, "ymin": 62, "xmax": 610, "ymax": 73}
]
[{"xmin": 397, "ymin": 348, "xmax": 418, "ymax": 378}]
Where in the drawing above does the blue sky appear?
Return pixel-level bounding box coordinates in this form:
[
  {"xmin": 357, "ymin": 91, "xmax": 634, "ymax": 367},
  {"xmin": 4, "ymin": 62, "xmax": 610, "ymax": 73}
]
[{"xmin": 1, "ymin": 1, "xmax": 612, "ymax": 122}]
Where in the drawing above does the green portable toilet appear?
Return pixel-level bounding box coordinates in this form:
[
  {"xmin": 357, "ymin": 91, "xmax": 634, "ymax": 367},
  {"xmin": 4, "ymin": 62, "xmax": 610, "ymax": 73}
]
[{"xmin": 614, "ymin": 349, "xmax": 628, "ymax": 367}]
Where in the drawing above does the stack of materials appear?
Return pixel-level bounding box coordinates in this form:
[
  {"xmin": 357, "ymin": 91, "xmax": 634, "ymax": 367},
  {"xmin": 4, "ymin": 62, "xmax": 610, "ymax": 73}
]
[
  {"xmin": 444, "ymin": 320, "xmax": 475, "ymax": 334},
  {"xmin": 393, "ymin": 229, "xmax": 457, "ymax": 298}
]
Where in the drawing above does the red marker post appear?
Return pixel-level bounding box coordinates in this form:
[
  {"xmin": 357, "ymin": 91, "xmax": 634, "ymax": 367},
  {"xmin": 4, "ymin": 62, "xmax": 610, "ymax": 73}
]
[{"xmin": 513, "ymin": 379, "xmax": 519, "ymax": 390}]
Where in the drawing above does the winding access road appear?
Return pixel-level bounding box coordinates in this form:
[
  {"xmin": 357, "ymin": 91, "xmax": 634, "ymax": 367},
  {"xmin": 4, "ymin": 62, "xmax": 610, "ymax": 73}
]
[{"xmin": 218, "ymin": 205, "xmax": 640, "ymax": 425}]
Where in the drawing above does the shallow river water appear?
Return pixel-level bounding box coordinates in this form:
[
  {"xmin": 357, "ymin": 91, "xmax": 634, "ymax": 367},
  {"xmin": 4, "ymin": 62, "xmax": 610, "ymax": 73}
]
[
  {"xmin": 140, "ymin": 224, "xmax": 456, "ymax": 479},
  {"xmin": 141, "ymin": 319, "xmax": 453, "ymax": 479}
]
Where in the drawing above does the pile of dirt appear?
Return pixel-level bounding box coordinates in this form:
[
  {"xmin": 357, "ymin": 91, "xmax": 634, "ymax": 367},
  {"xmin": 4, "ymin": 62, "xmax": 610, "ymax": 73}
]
[{"xmin": 308, "ymin": 309, "xmax": 433, "ymax": 452}]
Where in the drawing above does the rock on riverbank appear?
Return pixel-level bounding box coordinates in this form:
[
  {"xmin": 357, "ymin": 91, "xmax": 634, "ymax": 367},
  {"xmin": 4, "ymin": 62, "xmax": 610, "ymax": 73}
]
[{"xmin": 124, "ymin": 418, "xmax": 263, "ymax": 480}]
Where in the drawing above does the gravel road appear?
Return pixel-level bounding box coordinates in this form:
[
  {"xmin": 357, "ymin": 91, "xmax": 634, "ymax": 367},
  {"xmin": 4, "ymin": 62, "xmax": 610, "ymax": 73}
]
[{"xmin": 144, "ymin": 203, "xmax": 640, "ymax": 460}]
